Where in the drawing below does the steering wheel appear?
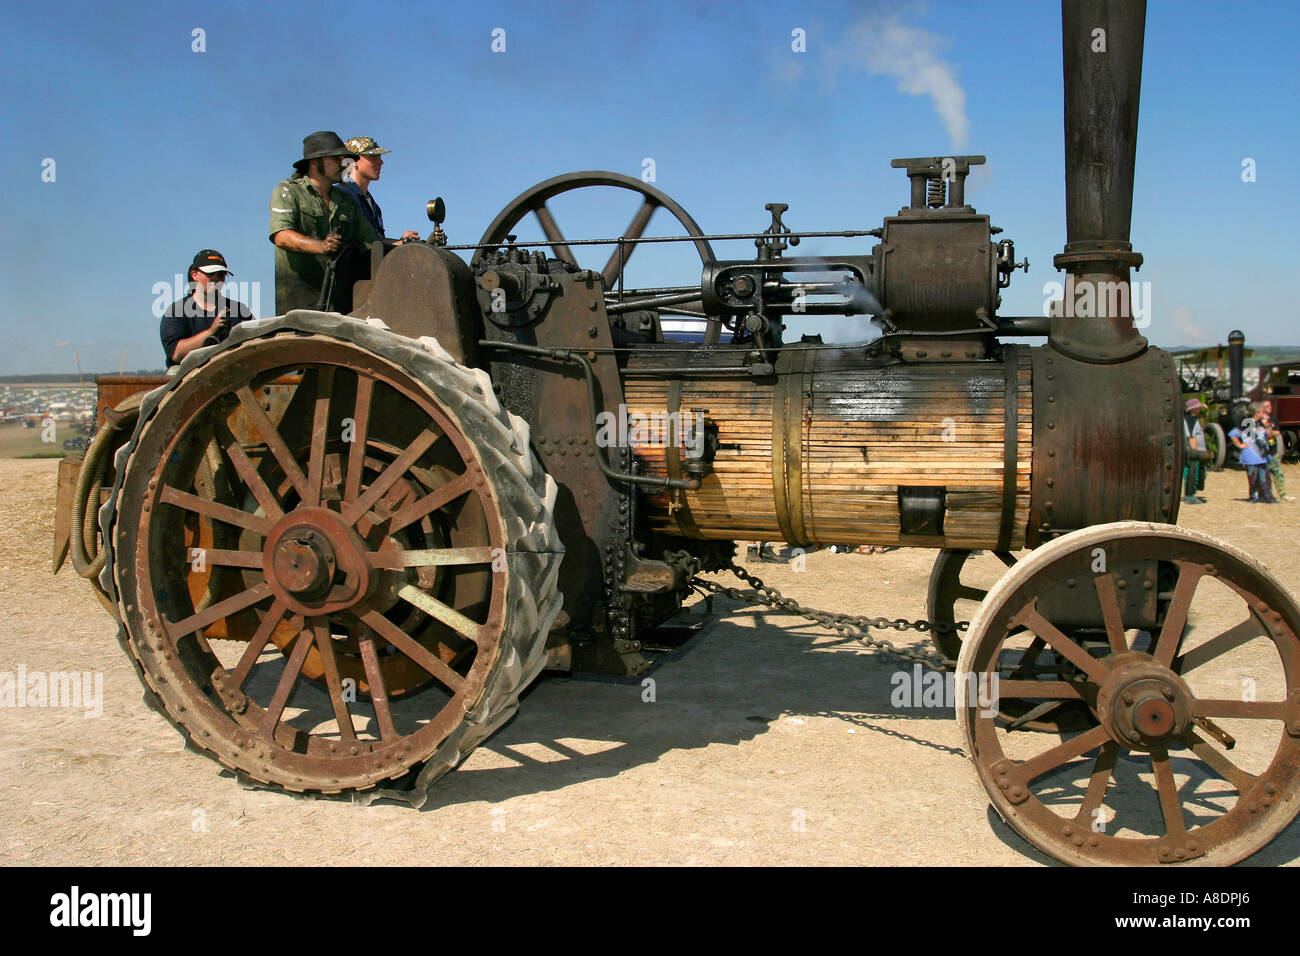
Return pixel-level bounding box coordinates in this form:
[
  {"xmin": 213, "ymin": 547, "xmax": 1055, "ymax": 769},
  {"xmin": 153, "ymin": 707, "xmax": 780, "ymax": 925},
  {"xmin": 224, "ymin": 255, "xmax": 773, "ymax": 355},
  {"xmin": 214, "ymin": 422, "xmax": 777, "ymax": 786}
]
[{"xmin": 473, "ymin": 170, "xmax": 716, "ymax": 289}]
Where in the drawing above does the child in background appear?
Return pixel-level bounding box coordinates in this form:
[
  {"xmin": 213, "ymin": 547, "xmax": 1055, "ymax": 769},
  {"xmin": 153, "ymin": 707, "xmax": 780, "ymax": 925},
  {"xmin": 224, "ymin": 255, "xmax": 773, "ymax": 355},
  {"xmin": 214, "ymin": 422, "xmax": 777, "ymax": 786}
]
[{"xmin": 1229, "ymin": 404, "xmax": 1277, "ymax": 503}]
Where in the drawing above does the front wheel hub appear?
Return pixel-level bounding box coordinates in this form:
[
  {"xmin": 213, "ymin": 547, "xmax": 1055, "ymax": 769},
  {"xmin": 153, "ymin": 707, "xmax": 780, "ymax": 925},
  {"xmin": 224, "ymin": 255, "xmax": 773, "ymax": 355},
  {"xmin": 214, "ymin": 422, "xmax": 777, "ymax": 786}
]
[
  {"xmin": 263, "ymin": 507, "xmax": 372, "ymax": 615},
  {"xmin": 1095, "ymin": 654, "xmax": 1192, "ymax": 750}
]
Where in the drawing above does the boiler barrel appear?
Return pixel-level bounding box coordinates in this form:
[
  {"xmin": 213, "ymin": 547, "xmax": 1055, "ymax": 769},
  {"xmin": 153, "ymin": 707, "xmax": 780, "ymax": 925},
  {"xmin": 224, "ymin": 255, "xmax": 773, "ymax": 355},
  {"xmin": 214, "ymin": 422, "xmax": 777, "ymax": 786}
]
[{"xmin": 625, "ymin": 346, "xmax": 1032, "ymax": 550}]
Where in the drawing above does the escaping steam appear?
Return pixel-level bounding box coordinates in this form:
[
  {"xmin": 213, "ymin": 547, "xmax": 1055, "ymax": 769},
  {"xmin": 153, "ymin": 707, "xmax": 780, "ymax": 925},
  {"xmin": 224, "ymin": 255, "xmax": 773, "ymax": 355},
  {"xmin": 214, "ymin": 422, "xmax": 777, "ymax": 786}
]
[{"xmin": 832, "ymin": 15, "xmax": 970, "ymax": 151}]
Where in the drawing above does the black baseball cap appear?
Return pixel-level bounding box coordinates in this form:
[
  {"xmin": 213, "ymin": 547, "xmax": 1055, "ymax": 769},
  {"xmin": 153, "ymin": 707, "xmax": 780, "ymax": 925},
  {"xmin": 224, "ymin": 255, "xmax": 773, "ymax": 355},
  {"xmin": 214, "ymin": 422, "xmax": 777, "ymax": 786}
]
[{"xmin": 190, "ymin": 249, "xmax": 232, "ymax": 276}]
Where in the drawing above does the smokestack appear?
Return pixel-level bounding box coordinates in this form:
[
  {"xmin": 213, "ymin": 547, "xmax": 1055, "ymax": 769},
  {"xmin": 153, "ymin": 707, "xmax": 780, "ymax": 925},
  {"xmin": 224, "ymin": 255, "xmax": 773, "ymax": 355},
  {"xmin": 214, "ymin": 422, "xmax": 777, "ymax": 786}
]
[
  {"xmin": 1051, "ymin": 0, "xmax": 1148, "ymax": 363},
  {"xmin": 1228, "ymin": 329, "xmax": 1245, "ymax": 402}
]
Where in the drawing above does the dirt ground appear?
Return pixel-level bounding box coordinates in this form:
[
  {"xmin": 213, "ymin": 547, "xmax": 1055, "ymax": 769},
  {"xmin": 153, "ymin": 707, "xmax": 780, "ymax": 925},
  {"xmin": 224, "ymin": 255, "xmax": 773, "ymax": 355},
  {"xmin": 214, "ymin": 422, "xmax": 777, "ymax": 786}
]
[{"xmin": 2, "ymin": 457, "xmax": 1298, "ymax": 867}]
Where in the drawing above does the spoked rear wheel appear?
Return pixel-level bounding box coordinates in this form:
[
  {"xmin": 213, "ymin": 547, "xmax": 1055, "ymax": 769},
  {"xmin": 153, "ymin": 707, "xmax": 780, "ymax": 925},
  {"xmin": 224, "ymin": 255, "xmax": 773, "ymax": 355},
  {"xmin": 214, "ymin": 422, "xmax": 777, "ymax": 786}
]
[
  {"xmin": 927, "ymin": 548, "xmax": 1017, "ymax": 662},
  {"xmin": 928, "ymin": 548, "xmax": 1092, "ymax": 733},
  {"xmin": 957, "ymin": 522, "xmax": 1300, "ymax": 865},
  {"xmin": 102, "ymin": 314, "xmax": 563, "ymax": 802}
]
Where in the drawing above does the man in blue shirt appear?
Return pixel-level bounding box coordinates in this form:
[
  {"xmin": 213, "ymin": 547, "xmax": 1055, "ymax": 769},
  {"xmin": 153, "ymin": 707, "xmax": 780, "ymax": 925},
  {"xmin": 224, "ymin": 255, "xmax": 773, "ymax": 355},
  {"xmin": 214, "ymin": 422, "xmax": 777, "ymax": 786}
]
[
  {"xmin": 1229, "ymin": 404, "xmax": 1277, "ymax": 503},
  {"xmin": 159, "ymin": 250, "xmax": 255, "ymax": 366},
  {"xmin": 339, "ymin": 136, "xmax": 420, "ymax": 243}
]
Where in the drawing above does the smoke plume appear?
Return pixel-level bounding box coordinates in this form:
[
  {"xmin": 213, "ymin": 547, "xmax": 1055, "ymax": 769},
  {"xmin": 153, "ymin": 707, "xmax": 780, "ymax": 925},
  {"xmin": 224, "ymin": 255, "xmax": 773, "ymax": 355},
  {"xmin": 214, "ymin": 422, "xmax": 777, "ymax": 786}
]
[{"xmin": 833, "ymin": 15, "xmax": 970, "ymax": 151}]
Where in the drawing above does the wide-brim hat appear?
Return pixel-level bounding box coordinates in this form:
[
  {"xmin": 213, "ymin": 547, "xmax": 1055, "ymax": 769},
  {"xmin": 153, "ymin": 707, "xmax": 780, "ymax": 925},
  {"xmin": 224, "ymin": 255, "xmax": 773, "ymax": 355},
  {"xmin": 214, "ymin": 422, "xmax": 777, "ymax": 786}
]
[
  {"xmin": 293, "ymin": 131, "xmax": 358, "ymax": 172},
  {"xmin": 1184, "ymin": 397, "xmax": 1205, "ymax": 413}
]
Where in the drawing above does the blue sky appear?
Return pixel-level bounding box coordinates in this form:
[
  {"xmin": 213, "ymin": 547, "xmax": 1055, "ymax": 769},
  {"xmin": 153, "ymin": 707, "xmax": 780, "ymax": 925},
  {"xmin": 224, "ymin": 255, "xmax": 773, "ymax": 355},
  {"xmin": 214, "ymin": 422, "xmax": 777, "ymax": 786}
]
[{"xmin": 2, "ymin": 0, "xmax": 1297, "ymax": 374}]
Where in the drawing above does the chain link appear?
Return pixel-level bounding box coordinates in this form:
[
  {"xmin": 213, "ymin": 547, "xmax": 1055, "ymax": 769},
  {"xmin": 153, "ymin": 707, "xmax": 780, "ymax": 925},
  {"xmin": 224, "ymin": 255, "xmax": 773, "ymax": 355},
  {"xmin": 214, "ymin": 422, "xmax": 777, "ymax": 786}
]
[{"xmin": 691, "ymin": 563, "xmax": 965, "ymax": 672}]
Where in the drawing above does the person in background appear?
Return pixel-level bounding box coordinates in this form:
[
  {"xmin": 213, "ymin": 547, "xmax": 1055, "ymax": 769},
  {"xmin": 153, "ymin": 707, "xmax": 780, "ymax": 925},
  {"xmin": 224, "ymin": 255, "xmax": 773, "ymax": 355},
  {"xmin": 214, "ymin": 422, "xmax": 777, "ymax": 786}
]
[
  {"xmin": 339, "ymin": 136, "xmax": 420, "ymax": 243},
  {"xmin": 159, "ymin": 250, "xmax": 255, "ymax": 366},
  {"xmin": 1260, "ymin": 400, "xmax": 1292, "ymax": 501},
  {"xmin": 1229, "ymin": 403, "xmax": 1277, "ymax": 503},
  {"xmin": 1181, "ymin": 398, "xmax": 1208, "ymax": 505}
]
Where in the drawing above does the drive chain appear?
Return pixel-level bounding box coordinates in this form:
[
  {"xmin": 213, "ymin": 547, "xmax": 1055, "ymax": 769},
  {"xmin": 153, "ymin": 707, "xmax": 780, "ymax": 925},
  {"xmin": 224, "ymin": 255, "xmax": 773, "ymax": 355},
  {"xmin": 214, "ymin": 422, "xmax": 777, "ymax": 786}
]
[{"xmin": 691, "ymin": 563, "xmax": 963, "ymax": 672}]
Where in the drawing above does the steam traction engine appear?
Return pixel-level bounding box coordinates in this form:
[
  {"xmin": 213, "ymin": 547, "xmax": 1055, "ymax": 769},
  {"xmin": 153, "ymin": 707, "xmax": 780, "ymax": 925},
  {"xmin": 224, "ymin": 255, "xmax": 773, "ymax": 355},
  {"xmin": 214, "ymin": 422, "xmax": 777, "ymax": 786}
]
[{"xmin": 57, "ymin": 0, "xmax": 1300, "ymax": 865}]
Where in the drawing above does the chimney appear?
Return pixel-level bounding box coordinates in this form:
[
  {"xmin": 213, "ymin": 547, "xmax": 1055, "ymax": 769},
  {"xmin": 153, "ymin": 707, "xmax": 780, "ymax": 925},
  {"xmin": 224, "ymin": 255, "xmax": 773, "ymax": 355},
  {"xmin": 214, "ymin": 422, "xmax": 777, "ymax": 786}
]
[{"xmin": 1051, "ymin": 0, "xmax": 1148, "ymax": 363}]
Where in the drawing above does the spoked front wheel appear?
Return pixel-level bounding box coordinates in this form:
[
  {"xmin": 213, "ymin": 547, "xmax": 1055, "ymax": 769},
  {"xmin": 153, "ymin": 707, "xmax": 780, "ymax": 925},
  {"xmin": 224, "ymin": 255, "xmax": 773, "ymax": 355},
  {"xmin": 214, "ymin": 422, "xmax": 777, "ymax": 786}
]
[{"xmin": 957, "ymin": 522, "xmax": 1300, "ymax": 865}]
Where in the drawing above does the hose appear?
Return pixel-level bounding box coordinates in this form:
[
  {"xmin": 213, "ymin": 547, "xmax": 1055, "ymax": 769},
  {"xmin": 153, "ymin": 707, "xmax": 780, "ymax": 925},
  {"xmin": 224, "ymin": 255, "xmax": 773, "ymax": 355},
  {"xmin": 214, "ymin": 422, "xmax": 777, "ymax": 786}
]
[
  {"xmin": 69, "ymin": 394, "xmax": 145, "ymax": 614},
  {"xmin": 70, "ymin": 405, "xmax": 137, "ymax": 578}
]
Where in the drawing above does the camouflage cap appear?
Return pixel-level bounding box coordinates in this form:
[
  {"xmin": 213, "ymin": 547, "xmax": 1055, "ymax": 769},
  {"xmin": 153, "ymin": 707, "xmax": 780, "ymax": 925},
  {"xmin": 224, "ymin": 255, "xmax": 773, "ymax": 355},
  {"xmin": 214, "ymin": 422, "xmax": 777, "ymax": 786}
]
[{"xmin": 345, "ymin": 136, "xmax": 392, "ymax": 156}]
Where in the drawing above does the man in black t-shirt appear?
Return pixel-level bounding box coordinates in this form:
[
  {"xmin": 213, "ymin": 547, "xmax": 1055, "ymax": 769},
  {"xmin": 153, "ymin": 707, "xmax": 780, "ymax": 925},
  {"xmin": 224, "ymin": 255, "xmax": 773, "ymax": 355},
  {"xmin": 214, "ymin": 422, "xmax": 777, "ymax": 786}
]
[{"xmin": 160, "ymin": 249, "xmax": 255, "ymax": 366}]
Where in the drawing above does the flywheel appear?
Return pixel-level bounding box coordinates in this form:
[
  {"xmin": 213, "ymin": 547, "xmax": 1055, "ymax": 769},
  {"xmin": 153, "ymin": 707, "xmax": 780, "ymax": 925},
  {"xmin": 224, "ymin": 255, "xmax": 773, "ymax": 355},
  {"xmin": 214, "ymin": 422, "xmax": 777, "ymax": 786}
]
[{"xmin": 99, "ymin": 313, "xmax": 563, "ymax": 803}]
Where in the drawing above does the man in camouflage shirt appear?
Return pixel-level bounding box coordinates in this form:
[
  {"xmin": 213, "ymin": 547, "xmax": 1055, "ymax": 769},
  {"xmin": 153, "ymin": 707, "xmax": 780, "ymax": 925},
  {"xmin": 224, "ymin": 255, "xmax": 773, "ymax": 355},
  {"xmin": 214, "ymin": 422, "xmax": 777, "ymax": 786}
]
[{"xmin": 269, "ymin": 131, "xmax": 379, "ymax": 314}]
